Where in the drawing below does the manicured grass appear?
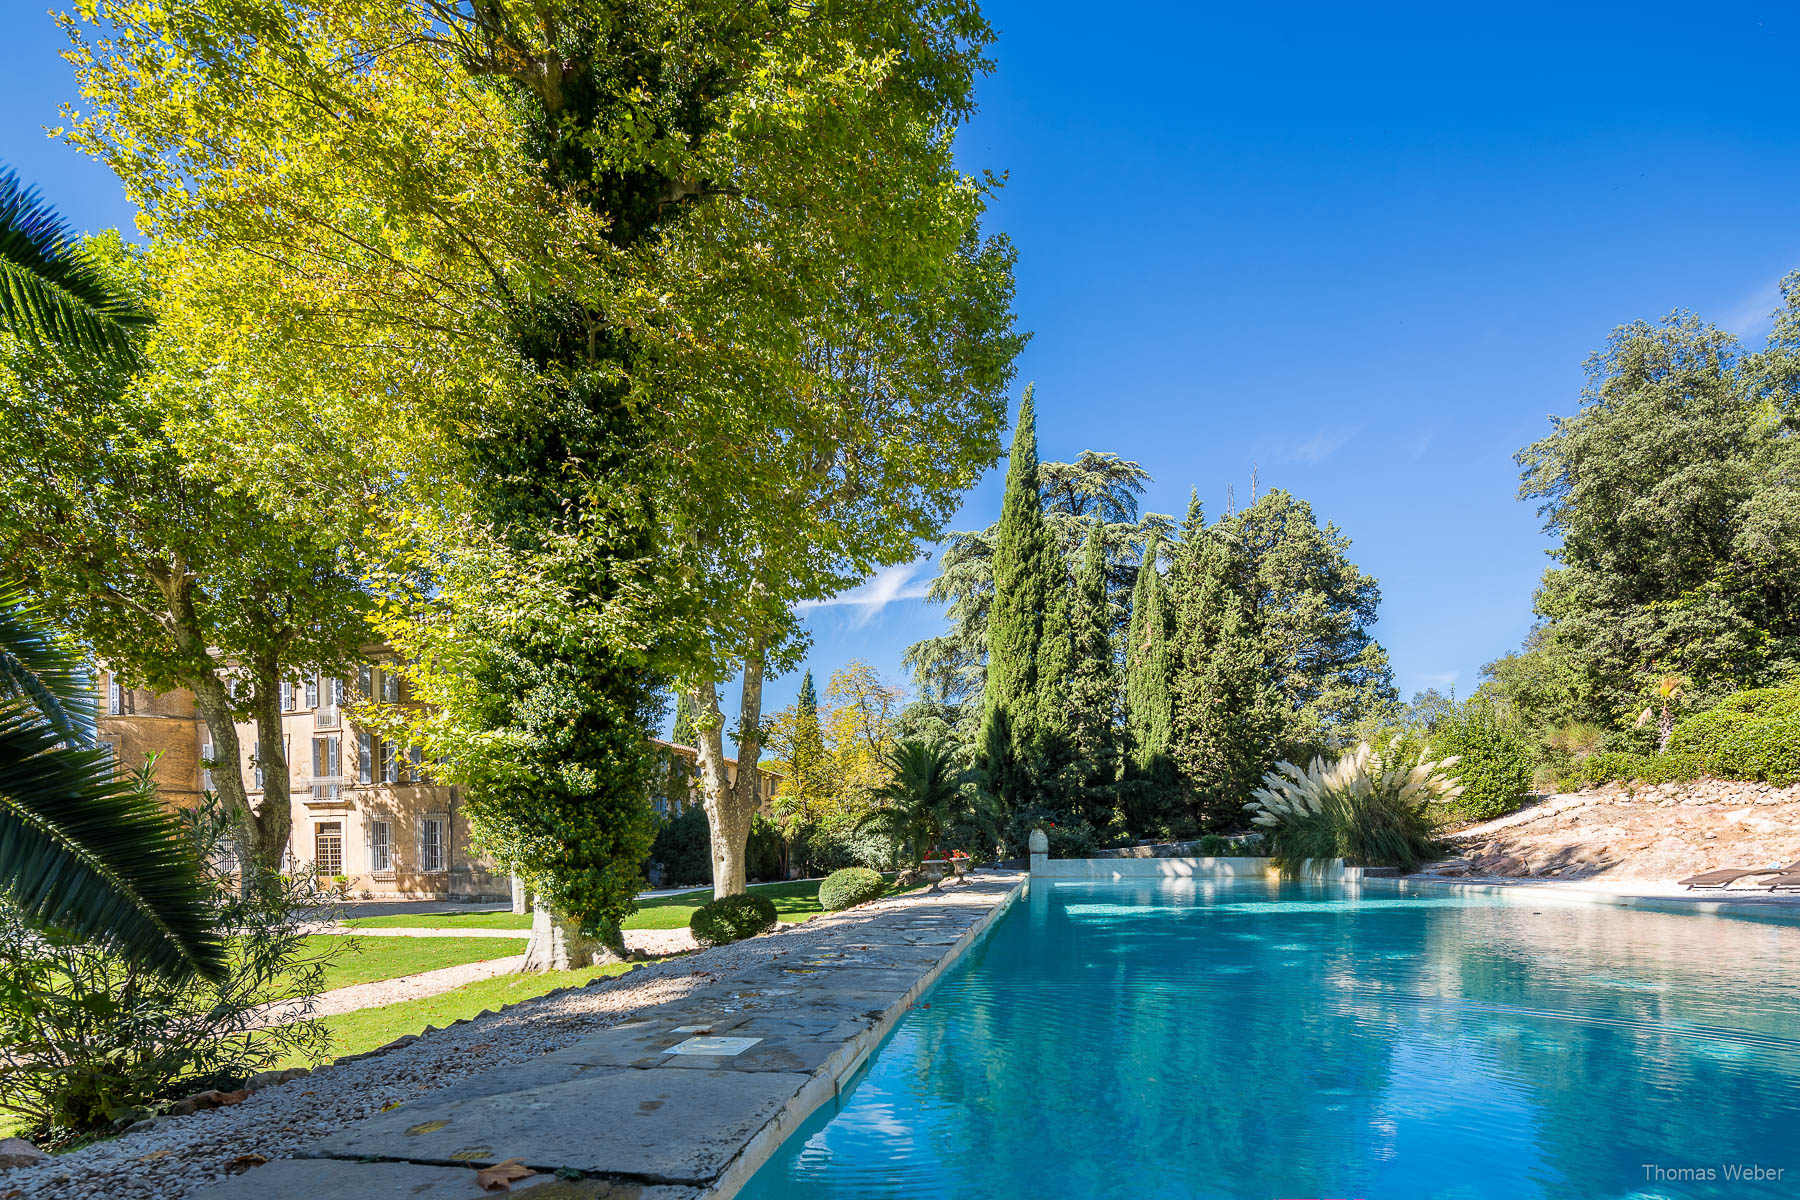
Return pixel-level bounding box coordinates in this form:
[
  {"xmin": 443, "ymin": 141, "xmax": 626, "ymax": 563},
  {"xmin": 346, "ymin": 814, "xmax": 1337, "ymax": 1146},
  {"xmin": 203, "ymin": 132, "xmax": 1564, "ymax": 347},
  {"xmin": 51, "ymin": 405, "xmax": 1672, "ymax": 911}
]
[
  {"xmin": 343, "ymin": 909, "xmax": 535, "ymax": 930},
  {"xmin": 276, "ymin": 962, "xmax": 637, "ymax": 1068},
  {"xmin": 341, "ymin": 876, "xmax": 927, "ymax": 933},
  {"xmin": 305, "ymin": 935, "xmax": 525, "ymax": 992}
]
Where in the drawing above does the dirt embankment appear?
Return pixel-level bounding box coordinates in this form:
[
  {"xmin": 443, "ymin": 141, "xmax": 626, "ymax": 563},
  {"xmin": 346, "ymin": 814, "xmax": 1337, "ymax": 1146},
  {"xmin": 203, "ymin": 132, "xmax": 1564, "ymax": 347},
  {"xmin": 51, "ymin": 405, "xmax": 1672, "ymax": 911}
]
[{"xmin": 1426, "ymin": 778, "xmax": 1800, "ymax": 884}]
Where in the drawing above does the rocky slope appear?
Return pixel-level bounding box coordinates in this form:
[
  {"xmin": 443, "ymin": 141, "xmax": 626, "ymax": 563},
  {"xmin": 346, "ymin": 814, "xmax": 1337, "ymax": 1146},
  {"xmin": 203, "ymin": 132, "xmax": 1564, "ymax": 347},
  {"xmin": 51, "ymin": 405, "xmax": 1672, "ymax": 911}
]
[{"xmin": 1426, "ymin": 777, "xmax": 1800, "ymax": 884}]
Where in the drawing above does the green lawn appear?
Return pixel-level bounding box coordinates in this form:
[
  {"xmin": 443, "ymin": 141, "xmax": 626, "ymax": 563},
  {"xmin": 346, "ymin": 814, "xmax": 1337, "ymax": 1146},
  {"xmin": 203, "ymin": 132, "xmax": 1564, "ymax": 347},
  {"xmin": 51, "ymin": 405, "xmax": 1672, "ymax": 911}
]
[
  {"xmin": 305, "ymin": 934, "xmax": 525, "ymax": 992},
  {"xmin": 275, "ymin": 962, "xmax": 638, "ymax": 1068},
  {"xmin": 340, "ymin": 876, "xmax": 925, "ymax": 933}
]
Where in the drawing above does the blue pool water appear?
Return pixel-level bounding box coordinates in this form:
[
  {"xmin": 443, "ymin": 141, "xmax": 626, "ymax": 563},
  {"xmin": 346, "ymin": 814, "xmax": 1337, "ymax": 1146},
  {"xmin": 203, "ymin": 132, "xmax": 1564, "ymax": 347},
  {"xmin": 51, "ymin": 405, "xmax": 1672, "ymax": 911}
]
[{"xmin": 736, "ymin": 878, "xmax": 1800, "ymax": 1200}]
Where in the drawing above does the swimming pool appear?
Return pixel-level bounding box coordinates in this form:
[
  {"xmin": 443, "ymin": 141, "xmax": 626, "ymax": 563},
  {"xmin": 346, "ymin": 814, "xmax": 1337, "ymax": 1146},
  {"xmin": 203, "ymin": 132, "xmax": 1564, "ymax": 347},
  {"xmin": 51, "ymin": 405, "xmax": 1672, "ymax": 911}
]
[{"xmin": 737, "ymin": 877, "xmax": 1800, "ymax": 1199}]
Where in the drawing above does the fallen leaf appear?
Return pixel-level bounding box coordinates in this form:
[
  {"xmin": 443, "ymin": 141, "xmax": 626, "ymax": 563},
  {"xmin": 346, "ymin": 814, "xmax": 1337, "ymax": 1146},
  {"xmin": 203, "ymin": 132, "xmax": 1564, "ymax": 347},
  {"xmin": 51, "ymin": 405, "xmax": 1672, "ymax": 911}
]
[
  {"xmin": 475, "ymin": 1158, "xmax": 536, "ymax": 1191},
  {"xmin": 225, "ymin": 1153, "xmax": 267, "ymax": 1174},
  {"xmin": 405, "ymin": 1120, "xmax": 449, "ymax": 1136},
  {"xmin": 380, "ymin": 1100, "xmax": 403, "ymax": 1111},
  {"xmin": 138, "ymin": 1149, "xmax": 171, "ymax": 1162}
]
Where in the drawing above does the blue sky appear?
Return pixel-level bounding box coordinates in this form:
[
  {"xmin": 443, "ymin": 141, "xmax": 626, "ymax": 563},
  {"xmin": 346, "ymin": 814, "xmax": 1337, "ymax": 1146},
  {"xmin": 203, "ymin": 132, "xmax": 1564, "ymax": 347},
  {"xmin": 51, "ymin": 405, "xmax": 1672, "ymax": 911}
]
[{"xmin": 7, "ymin": 2, "xmax": 1798, "ymax": 745}]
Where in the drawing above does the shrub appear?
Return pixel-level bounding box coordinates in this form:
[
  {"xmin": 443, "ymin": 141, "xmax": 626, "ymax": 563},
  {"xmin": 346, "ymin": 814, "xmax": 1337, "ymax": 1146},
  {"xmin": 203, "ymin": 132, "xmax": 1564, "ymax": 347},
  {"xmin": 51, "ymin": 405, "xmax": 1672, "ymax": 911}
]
[
  {"xmin": 746, "ymin": 814, "xmax": 785, "ymax": 883},
  {"xmin": 1196, "ymin": 833, "xmax": 1231, "ymax": 856},
  {"xmin": 1004, "ymin": 808, "xmax": 1099, "ymax": 859},
  {"xmin": 1429, "ymin": 698, "xmax": 1534, "ymax": 821},
  {"xmin": 0, "ymin": 791, "xmax": 334, "ymax": 1143},
  {"xmin": 650, "ymin": 805, "xmax": 712, "ymax": 888},
  {"xmin": 818, "ymin": 867, "xmax": 885, "ymax": 912},
  {"xmin": 1246, "ymin": 739, "xmax": 1458, "ymax": 875},
  {"xmin": 1665, "ymin": 684, "xmax": 1800, "ymax": 785},
  {"xmin": 689, "ymin": 894, "xmax": 778, "ymax": 948},
  {"xmin": 789, "ymin": 816, "xmax": 893, "ymax": 877}
]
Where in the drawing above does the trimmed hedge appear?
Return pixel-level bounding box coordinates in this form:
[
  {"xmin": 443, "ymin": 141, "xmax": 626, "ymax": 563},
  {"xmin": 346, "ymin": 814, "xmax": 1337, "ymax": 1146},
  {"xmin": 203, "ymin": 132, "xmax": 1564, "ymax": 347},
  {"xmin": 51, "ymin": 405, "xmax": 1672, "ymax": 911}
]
[
  {"xmin": 818, "ymin": 867, "xmax": 885, "ymax": 912},
  {"xmin": 689, "ymin": 894, "xmax": 778, "ymax": 948}
]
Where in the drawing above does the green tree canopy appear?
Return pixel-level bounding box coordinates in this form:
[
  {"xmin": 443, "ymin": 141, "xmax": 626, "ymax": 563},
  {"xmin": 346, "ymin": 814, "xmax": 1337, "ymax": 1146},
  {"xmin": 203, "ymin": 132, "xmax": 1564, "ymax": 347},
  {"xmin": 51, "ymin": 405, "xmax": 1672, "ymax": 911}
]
[{"xmin": 1501, "ymin": 288, "xmax": 1800, "ymax": 729}]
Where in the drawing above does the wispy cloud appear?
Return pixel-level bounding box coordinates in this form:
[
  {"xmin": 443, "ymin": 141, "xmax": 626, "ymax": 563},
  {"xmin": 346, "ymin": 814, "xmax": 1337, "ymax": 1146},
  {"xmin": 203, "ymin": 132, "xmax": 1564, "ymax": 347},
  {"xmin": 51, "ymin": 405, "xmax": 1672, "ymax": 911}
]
[
  {"xmin": 796, "ymin": 561, "xmax": 933, "ymax": 627},
  {"xmin": 1289, "ymin": 428, "xmax": 1353, "ymax": 464},
  {"xmin": 1721, "ymin": 275, "xmax": 1785, "ymax": 342}
]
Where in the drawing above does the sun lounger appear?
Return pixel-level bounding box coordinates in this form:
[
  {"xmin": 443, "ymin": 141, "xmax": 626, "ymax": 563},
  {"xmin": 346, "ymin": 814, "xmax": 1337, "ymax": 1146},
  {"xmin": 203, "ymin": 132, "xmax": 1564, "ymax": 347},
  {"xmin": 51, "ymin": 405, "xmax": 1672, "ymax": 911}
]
[
  {"xmin": 1763, "ymin": 870, "xmax": 1800, "ymax": 892},
  {"xmin": 1679, "ymin": 859, "xmax": 1800, "ymax": 889}
]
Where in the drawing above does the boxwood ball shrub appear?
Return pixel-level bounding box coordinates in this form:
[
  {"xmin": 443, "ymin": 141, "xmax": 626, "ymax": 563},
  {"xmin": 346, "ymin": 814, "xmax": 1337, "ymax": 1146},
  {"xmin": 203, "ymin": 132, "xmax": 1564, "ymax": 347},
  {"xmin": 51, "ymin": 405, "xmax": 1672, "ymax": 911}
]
[
  {"xmin": 688, "ymin": 894, "xmax": 778, "ymax": 948},
  {"xmin": 818, "ymin": 867, "xmax": 885, "ymax": 912}
]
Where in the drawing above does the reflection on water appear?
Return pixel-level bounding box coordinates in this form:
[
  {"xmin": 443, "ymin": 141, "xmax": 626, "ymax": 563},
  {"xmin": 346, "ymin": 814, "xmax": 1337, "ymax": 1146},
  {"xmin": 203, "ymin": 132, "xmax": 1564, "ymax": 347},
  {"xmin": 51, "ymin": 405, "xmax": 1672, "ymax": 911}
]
[{"xmin": 736, "ymin": 877, "xmax": 1800, "ymax": 1200}]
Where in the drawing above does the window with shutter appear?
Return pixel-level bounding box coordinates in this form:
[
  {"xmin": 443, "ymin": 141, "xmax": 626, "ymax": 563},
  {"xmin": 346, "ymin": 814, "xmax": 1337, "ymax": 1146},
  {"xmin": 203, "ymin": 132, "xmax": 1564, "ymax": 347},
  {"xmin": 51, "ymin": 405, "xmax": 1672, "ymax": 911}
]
[
  {"xmin": 358, "ymin": 730, "xmax": 373, "ymax": 784},
  {"xmin": 280, "ymin": 680, "xmax": 295, "ymax": 711},
  {"xmin": 357, "ymin": 664, "xmax": 373, "ymax": 697},
  {"xmin": 408, "ymin": 745, "xmax": 425, "ymax": 783},
  {"xmin": 108, "ymin": 678, "xmax": 122, "ymax": 716},
  {"xmin": 313, "ymin": 735, "xmax": 340, "ymax": 780},
  {"xmin": 316, "ymin": 676, "xmax": 340, "ymax": 729},
  {"xmin": 382, "ymin": 739, "xmax": 399, "ymax": 784},
  {"xmin": 304, "ymin": 677, "xmax": 318, "ymax": 708},
  {"xmin": 201, "ymin": 740, "xmax": 214, "ymax": 791}
]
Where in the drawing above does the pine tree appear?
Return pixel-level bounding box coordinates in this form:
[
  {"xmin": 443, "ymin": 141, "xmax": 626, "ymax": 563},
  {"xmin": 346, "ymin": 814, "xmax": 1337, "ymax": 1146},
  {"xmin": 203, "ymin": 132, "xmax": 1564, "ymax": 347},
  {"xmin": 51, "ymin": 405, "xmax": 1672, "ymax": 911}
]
[
  {"xmin": 1218, "ymin": 489, "xmax": 1398, "ymax": 752},
  {"xmin": 980, "ymin": 387, "xmax": 1069, "ymax": 811},
  {"xmin": 1066, "ymin": 522, "xmax": 1121, "ymax": 826},
  {"xmin": 1122, "ymin": 532, "xmax": 1176, "ymax": 833}
]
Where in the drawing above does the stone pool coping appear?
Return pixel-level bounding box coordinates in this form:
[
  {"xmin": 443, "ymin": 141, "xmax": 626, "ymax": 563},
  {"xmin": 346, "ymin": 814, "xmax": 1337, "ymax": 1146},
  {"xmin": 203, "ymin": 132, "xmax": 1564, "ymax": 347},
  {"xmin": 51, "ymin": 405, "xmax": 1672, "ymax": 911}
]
[
  {"xmin": 1380, "ymin": 873, "xmax": 1800, "ymax": 922},
  {"xmin": 190, "ymin": 871, "xmax": 1025, "ymax": 1200}
]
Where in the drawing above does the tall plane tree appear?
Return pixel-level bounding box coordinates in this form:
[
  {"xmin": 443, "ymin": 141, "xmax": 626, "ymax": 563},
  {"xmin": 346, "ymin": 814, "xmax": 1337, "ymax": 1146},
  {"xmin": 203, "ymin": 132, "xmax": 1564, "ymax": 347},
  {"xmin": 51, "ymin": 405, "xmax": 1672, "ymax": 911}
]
[{"xmin": 70, "ymin": 0, "xmax": 1021, "ymax": 933}]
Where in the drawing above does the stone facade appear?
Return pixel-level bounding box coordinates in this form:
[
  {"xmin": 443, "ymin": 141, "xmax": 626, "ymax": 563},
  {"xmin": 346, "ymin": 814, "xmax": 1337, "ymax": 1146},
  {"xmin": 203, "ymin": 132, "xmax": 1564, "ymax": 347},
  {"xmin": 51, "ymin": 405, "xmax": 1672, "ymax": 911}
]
[
  {"xmin": 96, "ymin": 658, "xmax": 505, "ymax": 901},
  {"xmin": 648, "ymin": 739, "xmax": 782, "ymax": 818},
  {"xmin": 96, "ymin": 672, "xmax": 781, "ymax": 901}
]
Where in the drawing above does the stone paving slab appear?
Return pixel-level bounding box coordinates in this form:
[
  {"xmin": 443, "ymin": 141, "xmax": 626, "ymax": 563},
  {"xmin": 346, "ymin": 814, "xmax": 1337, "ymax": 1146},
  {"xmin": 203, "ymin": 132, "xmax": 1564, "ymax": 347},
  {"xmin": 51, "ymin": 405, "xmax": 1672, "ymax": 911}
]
[
  {"xmin": 203, "ymin": 1157, "xmax": 704, "ymax": 1199},
  {"xmin": 316, "ymin": 1065, "xmax": 819, "ymax": 1181},
  {"xmin": 192, "ymin": 872, "xmax": 1022, "ymax": 1200}
]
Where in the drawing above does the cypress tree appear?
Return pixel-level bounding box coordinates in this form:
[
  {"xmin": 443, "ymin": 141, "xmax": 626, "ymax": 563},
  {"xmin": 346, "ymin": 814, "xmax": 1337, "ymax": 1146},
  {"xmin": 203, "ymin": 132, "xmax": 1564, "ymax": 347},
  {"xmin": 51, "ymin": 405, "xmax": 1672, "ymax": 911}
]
[
  {"xmin": 1067, "ymin": 522, "xmax": 1121, "ymax": 827},
  {"xmin": 1169, "ymin": 518, "xmax": 1278, "ymax": 832},
  {"xmin": 796, "ymin": 668, "xmax": 818, "ymax": 719},
  {"xmin": 671, "ymin": 690, "xmax": 698, "ymax": 746},
  {"xmin": 980, "ymin": 387, "xmax": 1066, "ymax": 810},
  {"xmin": 1122, "ymin": 533, "xmax": 1176, "ymax": 833}
]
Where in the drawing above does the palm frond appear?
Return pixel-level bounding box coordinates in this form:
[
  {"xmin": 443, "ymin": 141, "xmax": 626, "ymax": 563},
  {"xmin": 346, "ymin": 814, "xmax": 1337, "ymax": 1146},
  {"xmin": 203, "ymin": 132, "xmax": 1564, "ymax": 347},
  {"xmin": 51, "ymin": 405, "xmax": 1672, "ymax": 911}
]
[
  {"xmin": 0, "ymin": 706, "xmax": 226, "ymax": 981},
  {"xmin": 0, "ymin": 164, "xmax": 151, "ymax": 359},
  {"xmin": 0, "ymin": 579, "xmax": 94, "ymax": 745}
]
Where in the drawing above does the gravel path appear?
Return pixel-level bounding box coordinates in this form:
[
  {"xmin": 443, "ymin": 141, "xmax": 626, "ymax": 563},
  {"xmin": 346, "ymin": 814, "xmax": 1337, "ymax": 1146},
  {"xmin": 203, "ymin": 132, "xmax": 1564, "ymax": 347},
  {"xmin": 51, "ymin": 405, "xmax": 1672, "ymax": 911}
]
[
  {"xmin": 293, "ymin": 955, "xmax": 528, "ymax": 1020},
  {"xmin": 3, "ymin": 889, "xmax": 941, "ymax": 1200},
  {"xmin": 303, "ymin": 923, "xmax": 698, "ymax": 955}
]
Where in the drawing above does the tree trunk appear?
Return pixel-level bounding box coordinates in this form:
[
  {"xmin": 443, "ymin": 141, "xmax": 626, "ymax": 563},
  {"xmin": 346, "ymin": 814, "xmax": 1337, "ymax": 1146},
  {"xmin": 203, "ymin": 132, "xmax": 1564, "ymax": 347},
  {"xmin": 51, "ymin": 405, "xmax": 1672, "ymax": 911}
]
[
  {"xmin": 510, "ymin": 874, "xmax": 530, "ymax": 915},
  {"xmin": 689, "ymin": 637, "xmax": 767, "ymax": 899},
  {"xmin": 242, "ymin": 654, "xmax": 294, "ymax": 877},
  {"xmin": 521, "ymin": 903, "xmax": 625, "ymax": 971},
  {"xmin": 154, "ymin": 567, "xmax": 260, "ymax": 877}
]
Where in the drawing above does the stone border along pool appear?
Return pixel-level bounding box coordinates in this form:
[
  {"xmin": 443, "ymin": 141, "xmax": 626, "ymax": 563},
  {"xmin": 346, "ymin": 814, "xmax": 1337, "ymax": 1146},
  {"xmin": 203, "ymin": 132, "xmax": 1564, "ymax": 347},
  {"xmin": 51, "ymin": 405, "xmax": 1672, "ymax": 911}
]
[{"xmin": 189, "ymin": 871, "xmax": 1025, "ymax": 1200}]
